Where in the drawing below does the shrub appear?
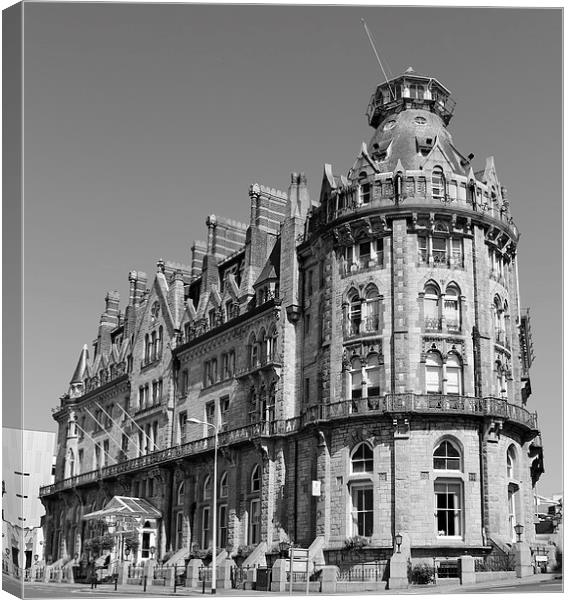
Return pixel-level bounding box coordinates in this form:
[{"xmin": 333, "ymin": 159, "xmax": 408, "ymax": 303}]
[
  {"xmin": 410, "ymin": 563, "xmax": 435, "ymax": 585},
  {"xmin": 343, "ymin": 536, "xmax": 369, "ymax": 552}
]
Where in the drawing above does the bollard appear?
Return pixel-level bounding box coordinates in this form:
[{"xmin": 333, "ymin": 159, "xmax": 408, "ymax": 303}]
[
  {"xmin": 143, "ymin": 574, "xmax": 147, "ymax": 592},
  {"xmin": 114, "ymin": 573, "xmax": 118, "ymax": 591},
  {"xmin": 173, "ymin": 565, "xmax": 177, "ymax": 594},
  {"xmin": 202, "ymin": 573, "xmax": 206, "ymax": 594}
]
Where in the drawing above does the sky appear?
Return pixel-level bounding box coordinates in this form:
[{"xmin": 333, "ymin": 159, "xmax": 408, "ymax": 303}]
[{"xmin": 19, "ymin": 4, "xmax": 562, "ymax": 497}]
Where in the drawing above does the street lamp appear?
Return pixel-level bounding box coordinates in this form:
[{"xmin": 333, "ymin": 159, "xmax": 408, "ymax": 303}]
[
  {"xmin": 514, "ymin": 523, "xmax": 524, "ymax": 543},
  {"xmin": 394, "ymin": 533, "xmax": 403, "ymax": 553},
  {"xmin": 187, "ymin": 417, "xmax": 218, "ymax": 595}
]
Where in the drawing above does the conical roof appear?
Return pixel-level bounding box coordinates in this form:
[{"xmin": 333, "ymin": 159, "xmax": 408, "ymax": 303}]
[{"xmin": 70, "ymin": 344, "xmax": 89, "ymax": 385}]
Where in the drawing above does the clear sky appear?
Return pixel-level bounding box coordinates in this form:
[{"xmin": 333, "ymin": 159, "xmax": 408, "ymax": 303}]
[{"xmin": 20, "ymin": 4, "xmax": 562, "ymax": 497}]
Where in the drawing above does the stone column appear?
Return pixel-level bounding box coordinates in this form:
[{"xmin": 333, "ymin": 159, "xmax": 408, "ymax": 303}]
[
  {"xmin": 320, "ymin": 565, "xmax": 338, "ymax": 593},
  {"xmin": 460, "ymin": 555, "xmax": 476, "ymax": 585},
  {"xmin": 514, "ymin": 542, "xmax": 533, "ymax": 578},
  {"xmin": 388, "ymin": 532, "xmax": 410, "ymax": 590},
  {"xmin": 186, "ymin": 558, "xmax": 202, "ymax": 588},
  {"xmin": 117, "ymin": 562, "xmax": 129, "ymax": 585},
  {"xmin": 270, "ymin": 558, "xmax": 288, "ymax": 592}
]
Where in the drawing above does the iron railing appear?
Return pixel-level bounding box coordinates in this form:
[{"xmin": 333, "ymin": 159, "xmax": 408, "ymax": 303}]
[
  {"xmin": 344, "ymin": 316, "xmax": 381, "ymax": 337},
  {"xmin": 337, "ymin": 561, "xmax": 387, "ymax": 582},
  {"xmin": 41, "ymin": 394, "xmax": 537, "ymax": 496},
  {"xmin": 300, "ymin": 394, "xmax": 537, "ymax": 430}
]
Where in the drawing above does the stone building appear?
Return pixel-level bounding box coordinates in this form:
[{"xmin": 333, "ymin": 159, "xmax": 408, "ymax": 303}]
[{"xmin": 40, "ymin": 69, "xmax": 544, "ymax": 570}]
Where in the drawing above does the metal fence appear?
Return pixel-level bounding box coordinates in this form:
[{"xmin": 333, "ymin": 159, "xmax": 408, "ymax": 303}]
[
  {"xmin": 435, "ymin": 560, "xmax": 459, "ymax": 579},
  {"xmin": 337, "ymin": 561, "xmax": 388, "ymax": 582}
]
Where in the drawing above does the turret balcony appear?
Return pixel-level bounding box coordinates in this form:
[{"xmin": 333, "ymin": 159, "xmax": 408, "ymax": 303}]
[
  {"xmin": 301, "ymin": 393, "xmax": 538, "ymax": 432},
  {"xmin": 344, "ymin": 316, "xmax": 381, "ymax": 339}
]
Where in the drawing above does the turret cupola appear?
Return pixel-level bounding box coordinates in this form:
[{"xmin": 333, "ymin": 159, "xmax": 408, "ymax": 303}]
[{"xmin": 366, "ymin": 67, "xmax": 455, "ymax": 129}]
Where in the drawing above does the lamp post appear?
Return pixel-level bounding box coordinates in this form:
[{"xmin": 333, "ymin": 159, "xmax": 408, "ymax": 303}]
[
  {"xmin": 514, "ymin": 523, "xmax": 524, "ymax": 543},
  {"xmin": 187, "ymin": 417, "xmax": 218, "ymax": 594}
]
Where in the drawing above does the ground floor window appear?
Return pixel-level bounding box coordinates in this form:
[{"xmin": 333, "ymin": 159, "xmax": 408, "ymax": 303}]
[
  {"xmin": 141, "ymin": 532, "xmax": 151, "ymax": 558},
  {"xmin": 350, "ymin": 485, "xmax": 373, "ymax": 537},
  {"xmin": 435, "ymin": 481, "xmax": 462, "ymax": 537},
  {"xmin": 249, "ymin": 499, "xmax": 260, "ymax": 545},
  {"xmin": 219, "ymin": 504, "xmax": 228, "ymax": 548},
  {"xmin": 175, "ymin": 512, "xmax": 184, "ymax": 549},
  {"xmin": 201, "ymin": 506, "xmax": 210, "ymax": 549}
]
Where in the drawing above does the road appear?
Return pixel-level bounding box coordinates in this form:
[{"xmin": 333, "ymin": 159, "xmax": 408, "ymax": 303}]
[
  {"xmin": 462, "ymin": 578, "xmax": 562, "ymax": 594},
  {"xmin": 2, "ymin": 576, "xmax": 562, "ymax": 598}
]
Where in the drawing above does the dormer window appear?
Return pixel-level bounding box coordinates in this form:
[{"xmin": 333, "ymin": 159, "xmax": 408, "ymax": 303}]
[{"xmin": 432, "ymin": 167, "xmax": 445, "ymax": 199}]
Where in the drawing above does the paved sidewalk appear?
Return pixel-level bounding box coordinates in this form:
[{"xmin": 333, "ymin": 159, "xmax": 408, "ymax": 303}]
[{"xmin": 18, "ymin": 573, "xmax": 561, "ymax": 598}]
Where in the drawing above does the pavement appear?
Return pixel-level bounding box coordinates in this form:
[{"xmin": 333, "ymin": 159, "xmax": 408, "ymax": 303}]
[{"xmin": 2, "ymin": 572, "xmax": 561, "ymax": 598}]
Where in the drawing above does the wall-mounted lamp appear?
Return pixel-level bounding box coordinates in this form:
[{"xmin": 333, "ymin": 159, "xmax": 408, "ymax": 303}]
[
  {"xmin": 395, "ymin": 533, "xmax": 403, "ymax": 553},
  {"xmin": 514, "ymin": 523, "xmax": 524, "ymax": 543}
]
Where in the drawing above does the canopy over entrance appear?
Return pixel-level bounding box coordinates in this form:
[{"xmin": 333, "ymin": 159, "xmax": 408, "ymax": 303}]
[{"xmin": 82, "ymin": 496, "xmax": 161, "ymax": 521}]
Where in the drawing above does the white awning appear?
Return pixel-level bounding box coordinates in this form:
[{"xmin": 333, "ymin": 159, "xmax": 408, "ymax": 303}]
[{"xmin": 82, "ymin": 496, "xmax": 161, "ymax": 521}]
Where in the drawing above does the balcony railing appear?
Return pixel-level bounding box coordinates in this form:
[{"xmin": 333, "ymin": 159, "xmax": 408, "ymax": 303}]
[
  {"xmin": 424, "ymin": 317, "xmax": 443, "ymax": 332},
  {"xmin": 495, "ymin": 329, "xmax": 510, "ymax": 349},
  {"xmin": 40, "ymin": 417, "xmax": 301, "ymax": 497},
  {"xmin": 235, "ymin": 354, "xmax": 282, "ymax": 378},
  {"xmin": 301, "ymin": 394, "xmax": 537, "ymax": 430},
  {"xmin": 344, "ymin": 316, "xmax": 381, "ymax": 338},
  {"xmin": 41, "ymin": 394, "xmax": 536, "ymax": 498}
]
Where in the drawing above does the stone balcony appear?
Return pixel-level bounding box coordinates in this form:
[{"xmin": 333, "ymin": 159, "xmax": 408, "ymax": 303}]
[
  {"xmin": 40, "ymin": 394, "xmax": 537, "ymax": 498},
  {"xmin": 301, "ymin": 394, "xmax": 538, "ymax": 431}
]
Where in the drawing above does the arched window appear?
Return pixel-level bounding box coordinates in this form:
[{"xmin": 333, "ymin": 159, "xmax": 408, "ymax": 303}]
[
  {"xmin": 444, "ymin": 284, "xmax": 461, "ymax": 332},
  {"xmin": 350, "ymin": 357, "xmax": 363, "ymax": 400},
  {"xmin": 502, "ymin": 300, "xmax": 510, "ymax": 348},
  {"xmin": 359, "ymin": 171, "xmax": 371, "ymax": 205},
  {"xmin": 267, "ymin": 326, "xmax": 278, "ymax": 361},
  {"xmin": 494, "ymin": 296, "xmax": 504, "ymax": 341},
  {"xmin": 250, "ymin": 465, "xmax": 261, "ymax": 493},
  {"xmin": 267, "ymin": 382, "xmax": 276, "ymax": 421},
  {"xmin": 248, "ymin": 388, "xmax": 258, "ymax": 424},
  {"xmin": 424, "ymin": 284, "xmax": 441, "ymax": 331},
  {"xmin": 495, "ymin": 360, "xmax": 506, "ymax": 397},
  {"xmin": 219, "ymin": 472, "xmax": 228, "ymax": 498},
  {"xmin": 150, "ymin": 331, "xmax": 157, "ymax": 361},
  {"xmin": 67, "ymin": 449, "xmax": 75, "ymax": 478},
  {"xmin": 433, "ymin": 439, "xmax": 463, "ymax": 538},
  {"xmin": 259, "ymin": 386, "xmax": 267, "ymax": 422},
  {"xmin": 363, "ymin": 285, "xmax": 380, "ymax": 333},
  {"xmin": 351, "ymin": 443, "xmax": 373, "ymax": 473},
  {"xmin": 348, "ymin": 290, "xmax": 362, "ymax": 336},
  {"xmin": 433, "ymin": 439, "xmax": 462, "ymax": 470},
  {"xmin": 258, "ymin": 328, "xmax": 267, "ymax": 364},
  {"xmin": 506, "ymin": 445, "xmax": 517, "ymax": 480},
  {"xmin": 432, "ymin": 167, "xmax": 445, "ymax": 199},
  {"xmin": 157, "ymin": 326, "xmax": 163, "ymax": 357},
  {"xmin": 249, "ymin": 334, "xmax": 259, "ymax": 368},
  {"xmin": 446, "ymin": 354, "xmax": 463, "ymax": 395},
  {"xmin": 366, "ymin": 354, "xmax": 380, "ymax": 397},
  {"xmin": 203, "ymin": 475, "xmax": 212, "ymax": 501},
  {"xmin": 425, "ymin": 351, "xmax": 443, "ymax": 393},
  {"xmin": 177, "ymin": 481, "xmax": 185, "ymax": 505}
]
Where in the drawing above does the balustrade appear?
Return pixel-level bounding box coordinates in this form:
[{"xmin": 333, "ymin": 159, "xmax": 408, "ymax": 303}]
[{"xmin": 40, "ymin": 393, "xmax": 536, "ymax": 498}]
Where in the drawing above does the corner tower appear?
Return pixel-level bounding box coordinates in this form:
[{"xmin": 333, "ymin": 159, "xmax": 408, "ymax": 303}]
[{"xmin": 296, "ymin": 68, "xmax": 542, "ymax": 565}]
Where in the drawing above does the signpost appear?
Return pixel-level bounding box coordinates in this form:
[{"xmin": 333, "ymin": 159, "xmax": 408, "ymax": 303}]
[{"xmin": 288, "ymin": 548, "xmax": 310, "ymax": 595}]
